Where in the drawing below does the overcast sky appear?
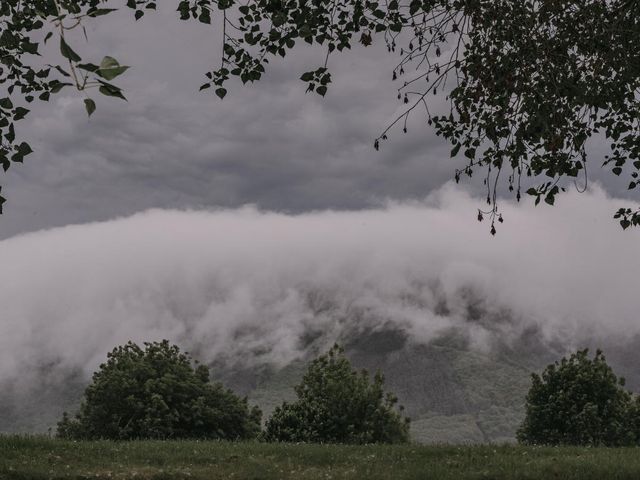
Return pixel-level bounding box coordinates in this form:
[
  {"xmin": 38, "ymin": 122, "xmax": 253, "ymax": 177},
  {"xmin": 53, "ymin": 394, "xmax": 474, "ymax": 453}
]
[
  {"xmin": 0, "ymin": 5, "xmax": 634, "ymax": 239},
  {"xmin": 2, "ymin": 5, "xmax": 640, "ymax": 401}
]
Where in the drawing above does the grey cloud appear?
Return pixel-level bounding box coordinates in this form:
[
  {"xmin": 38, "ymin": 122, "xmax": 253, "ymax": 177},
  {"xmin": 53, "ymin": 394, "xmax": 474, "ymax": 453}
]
[
  {"xmin": 0, "ymin": 5, "xmax": 633, "ymax": 240},
  {"xmin": 1, "ymin": 186, "xmax": 639, "ymax": 389},
  {"xmin": 0, "ymin": 6, "xmax": 460, "ymax": 238}
]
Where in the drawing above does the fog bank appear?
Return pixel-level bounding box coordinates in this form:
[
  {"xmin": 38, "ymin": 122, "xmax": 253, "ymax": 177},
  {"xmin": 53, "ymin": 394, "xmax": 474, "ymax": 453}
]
[{"xmin": 1, "ymin": 185, "xmax": 637, "ymax": 385}]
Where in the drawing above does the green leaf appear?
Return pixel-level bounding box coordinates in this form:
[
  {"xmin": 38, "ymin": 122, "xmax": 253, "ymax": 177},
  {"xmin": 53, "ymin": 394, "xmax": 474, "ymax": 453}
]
[
  {"xmin": 409, "ymin": 0, "xmax": 421, "ymax": 15},
  {"xmin": 84, "ymin": 99, "xmax": 96, "ymax": 117},
  {"xmin": 98, "ymin": 56, "xmax": 130, "ymax": 81},
  {"xmin": 272, "ymin": 12, "xmax": 287, "ymax": 27},
  {"xmin": 215, "ymin": 88, "xmax": 227, "ymax": 99},
  {"xmin": 300, "ymin": 72, "xmax": 314, "ymax": 82},
  {"xmin": 78, "ymin": 63, "xmax": 100, "ymax": 73},
  {"xmin": 53, "ymin": 65, "xmax": 71, "ymax": 77},
  {"xmin": 60, "ymin": 37, "xmax": 81, "ymax": 62},
  {"xmin": 98, "ymin": 82, "xmax": 127, "ymax": 101},
  {"xmin": 21, "ymin": 40, "xmax": 39, "ymax": 55},
  {"xmin": 0, "ymin": 98, "xmax": 13, "ymax": 110},
  {"xmin": 13, "ymin": 107, "xmax": 29, "ymax": 121},
  {"xmin": 49, "ymin": 81, "xmax": 72, "ymax": 94},
  {"xmin": 6, "ymin": 124, "xmax": 15, "ymax": 143},
  {"xmin": 12, "ymin": 142, "xmax": 33, "ymax": 163},
  {"xmin": 17, "ymin": 142, "xmax": 33, "ymax": 156},
  {"xmin": 450, "ymin": 144, "xmax": 461, "ymax": 157},
  {"xmin": 199, "ymin": 10, "xmax": 211, "ymax": 24},
  {"xmin": 316, "ymin": 85, "xmax": 327, "ymax": 96},
  {"xmin": 88, "ymin": 8, "xmax": 118, "ymax": 17}
]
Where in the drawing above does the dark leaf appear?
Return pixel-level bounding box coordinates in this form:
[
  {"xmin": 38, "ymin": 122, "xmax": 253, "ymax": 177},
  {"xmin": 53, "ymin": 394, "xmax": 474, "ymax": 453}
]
[
  {"xmin": 84, "ymin": 99, "xmax": 96, "ymax": 117},
  {"xmin": 60, "ymin": 37, "xmax": 81, "ymax": 62}
]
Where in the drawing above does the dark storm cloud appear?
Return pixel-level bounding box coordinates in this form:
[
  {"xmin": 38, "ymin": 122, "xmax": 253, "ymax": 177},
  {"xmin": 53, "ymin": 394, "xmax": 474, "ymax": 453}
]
[
  {"xmin": 0, "ymin": 5, "xmax": 630, "ymax": 239},
  {"xmin": 0, "ymin": 7, "xmax": 458, "ymax": 238}
]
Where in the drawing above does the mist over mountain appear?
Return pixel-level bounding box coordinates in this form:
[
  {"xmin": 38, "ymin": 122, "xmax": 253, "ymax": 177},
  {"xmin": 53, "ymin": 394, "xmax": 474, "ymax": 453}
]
[{"xmin": 1, "ymin": 185, "xmax": 638, "ymax": 441}]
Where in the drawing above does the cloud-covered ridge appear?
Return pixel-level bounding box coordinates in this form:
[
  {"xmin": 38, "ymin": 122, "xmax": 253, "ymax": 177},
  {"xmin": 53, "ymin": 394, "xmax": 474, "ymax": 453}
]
[{"xmin": 1, "ymin": 186, "xmax": 638, "ymax": 384}]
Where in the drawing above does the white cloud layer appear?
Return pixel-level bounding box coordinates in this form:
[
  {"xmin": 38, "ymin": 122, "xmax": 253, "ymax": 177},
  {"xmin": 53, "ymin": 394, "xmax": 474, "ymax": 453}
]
[{"xmin": 0, "ymin": 185, "xmax": 637, "ymax": 386}]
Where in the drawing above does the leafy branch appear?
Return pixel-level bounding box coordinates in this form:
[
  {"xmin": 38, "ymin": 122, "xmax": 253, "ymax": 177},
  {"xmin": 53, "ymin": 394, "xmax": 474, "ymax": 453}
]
[{"xmin": 1, "ymin": 0, "xmax": 638, "ymax": 233}]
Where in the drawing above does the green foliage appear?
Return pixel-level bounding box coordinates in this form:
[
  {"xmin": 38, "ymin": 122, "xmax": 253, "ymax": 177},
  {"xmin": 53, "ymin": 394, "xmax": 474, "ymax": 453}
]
[
  {"xmin": 1, "ymin": 1, "xmax": 639, "ymax": 230},
  {"xmin": 263, "ymin": 344, "xmax": 410, "ymax": 444},
  {"xmin": 517, "ymin": 349, "xmax": 635, "ymax": 446},
  {"xmin": 56, "ymin": 340, "xmax": 261, "ymax": 440}
]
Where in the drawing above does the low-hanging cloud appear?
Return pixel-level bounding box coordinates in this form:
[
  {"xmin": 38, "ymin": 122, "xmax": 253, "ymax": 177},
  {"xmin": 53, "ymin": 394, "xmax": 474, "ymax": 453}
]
[{"xmin": 0, "ymin": 185, "xmax": 638, "ymax": 387}]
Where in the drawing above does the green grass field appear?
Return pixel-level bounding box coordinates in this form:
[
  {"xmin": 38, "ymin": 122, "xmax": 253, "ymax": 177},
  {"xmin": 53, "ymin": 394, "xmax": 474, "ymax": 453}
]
[{"xmin": 2, "ymin": 436, "xmax": 640, "ymax": 480}]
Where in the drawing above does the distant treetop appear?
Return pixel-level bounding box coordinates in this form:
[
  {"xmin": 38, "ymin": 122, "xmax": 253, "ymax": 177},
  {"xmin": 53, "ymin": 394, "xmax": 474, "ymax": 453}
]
[
  {"xmin": 263, "ymin": 344, "xmax": 410, "ymax": 444},
  {"xmin": 518, "ymin": 348, "xmax": 637, "ymax": 446}
]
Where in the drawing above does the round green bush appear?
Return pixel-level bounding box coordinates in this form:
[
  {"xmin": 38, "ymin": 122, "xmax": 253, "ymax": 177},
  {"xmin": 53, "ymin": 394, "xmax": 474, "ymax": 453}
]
[
  {"xmin": 264, "ymin": 344, "xmax": 410, "ymax": 444},
  {"xmin": 517, "ymin": 349, "xmax": 635, "ymax": 446},
  {"xmin": 57, "ymin": 340, "xmax": 261, "ymax": 440}
]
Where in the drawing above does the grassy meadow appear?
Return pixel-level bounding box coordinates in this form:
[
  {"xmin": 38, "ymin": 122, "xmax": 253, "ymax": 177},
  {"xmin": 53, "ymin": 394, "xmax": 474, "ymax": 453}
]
[{"xmin": 2, "ymin": 436, "xmax": 640, "ymax": 480}]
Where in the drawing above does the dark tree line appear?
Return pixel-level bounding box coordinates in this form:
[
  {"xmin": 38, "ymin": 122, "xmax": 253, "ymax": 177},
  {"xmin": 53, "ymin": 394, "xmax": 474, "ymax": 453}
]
[
  {"xmin": 57, "ymin": 341, "xmax": 410, "ymax": 443},
  {"xmin": 58, "ymin": 341, "xmax": 640, "ymax": 446}
]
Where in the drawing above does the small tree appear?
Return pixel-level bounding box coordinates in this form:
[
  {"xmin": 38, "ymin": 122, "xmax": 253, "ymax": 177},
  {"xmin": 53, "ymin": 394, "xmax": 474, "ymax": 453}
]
[
  {"xmin": 517, "ymin": 349, "xmax": 635, "ymax": 446},
  {"xmin": 57, "ymin": 340, "xmax": 261, "ymax": 440},
  {"xmin": 264, "ymin": 345, "xmax": 410, "ymax": 444}
]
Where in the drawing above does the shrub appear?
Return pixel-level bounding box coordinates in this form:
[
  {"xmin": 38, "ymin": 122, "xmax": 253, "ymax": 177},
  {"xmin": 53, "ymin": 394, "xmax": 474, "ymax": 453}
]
[
  {"xmin": 517, "ymin": 348, "xmax": 634, "ymax": 446},
  {"xmin": 57, "ymin": 340, "xmax": 261, "ymax": 440},
  {"xmin": 263, "ymin": 344, "xmax": 410, "ymax": 444}
]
